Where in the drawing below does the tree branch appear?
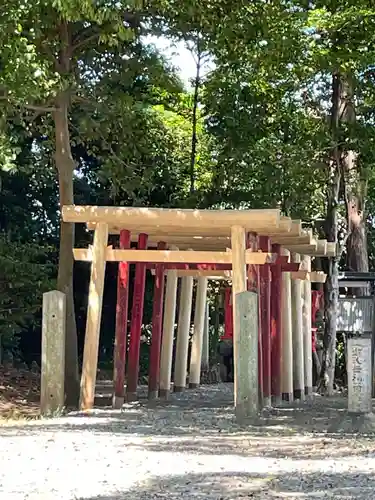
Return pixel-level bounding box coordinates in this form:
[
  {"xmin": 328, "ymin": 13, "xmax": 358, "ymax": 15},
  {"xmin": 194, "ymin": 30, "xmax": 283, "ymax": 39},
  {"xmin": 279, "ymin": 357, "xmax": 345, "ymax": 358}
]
[
  {"xmin": 72, "ymin": 29, "xmax": 101, "ymax": 53},
  {"xmin": 71, "ymin": 11, "xmax": 142, "ymax": 54},
  {"xmin": 22, "ymin": 104, "xmax": 57, "ymax": 112},
  {"xmin": 0, "ymin": 96, "xmax": 56, "ymax": 113}
]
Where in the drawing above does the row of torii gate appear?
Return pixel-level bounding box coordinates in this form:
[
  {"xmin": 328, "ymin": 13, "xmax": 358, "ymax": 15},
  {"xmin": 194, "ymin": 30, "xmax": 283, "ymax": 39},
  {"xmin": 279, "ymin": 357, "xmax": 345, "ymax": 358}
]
[{"xmin": 62, "ymin": 205, "xmax": 334, "ymax": 419}]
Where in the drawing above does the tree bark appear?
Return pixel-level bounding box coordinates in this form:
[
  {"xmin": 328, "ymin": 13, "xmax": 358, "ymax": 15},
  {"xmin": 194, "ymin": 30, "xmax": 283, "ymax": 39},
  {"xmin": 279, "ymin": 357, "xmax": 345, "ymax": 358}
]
[
  {"xmin": 346, "ymin": 199, "xmax": 369, "ymax": 295},
  {"xmin": 340, "ymin": 76, "xmax": 369, "ymax": 295},
  {"xmin": 189, "ymin": 37, "xmax": 201, "ymax": 195},
  {"xmin": 321, "ymin": 246, "xmax": 339, "ymax": 395},
  {"xmin": 320, "ymin": 71, "xmax": 369, "ymax": 394},
  {"xmin": 53, "ymin": 90, "xmax": 80, "ymax": 407},
  {"xmin": 319, "ymin": 72, "xmax": 341, "ymax": 395}
]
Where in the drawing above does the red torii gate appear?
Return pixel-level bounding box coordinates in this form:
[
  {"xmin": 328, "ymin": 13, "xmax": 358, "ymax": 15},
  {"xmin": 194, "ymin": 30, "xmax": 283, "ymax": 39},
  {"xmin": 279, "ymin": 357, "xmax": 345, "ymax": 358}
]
[{"xmin": 61, "ymin": 205, "xmax": 333, "ymax": 418}]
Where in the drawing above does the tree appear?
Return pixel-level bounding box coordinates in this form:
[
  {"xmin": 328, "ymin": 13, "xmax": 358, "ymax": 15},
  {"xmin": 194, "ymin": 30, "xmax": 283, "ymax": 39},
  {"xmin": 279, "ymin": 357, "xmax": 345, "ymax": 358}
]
[
  {"xmin": 199, "ymin": 1, "xmax": 375, "ymax": 391},
  {"xmin": 0, "ymin": 125, "xmax": 57, "ymax": 361},
  {"xmin": 0, "ymin": 0, "xmax": 157, "ymax": 404}
]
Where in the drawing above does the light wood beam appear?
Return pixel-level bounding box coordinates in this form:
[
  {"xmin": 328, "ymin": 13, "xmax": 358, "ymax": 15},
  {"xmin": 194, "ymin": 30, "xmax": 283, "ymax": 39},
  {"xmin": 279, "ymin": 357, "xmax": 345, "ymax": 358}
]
[
  {"xmin": 73, "ymin": 247, "xmax": 276, "ymax": 265},
  {"xmin": 309, "ymin": 271, "xmax": 327, "ymax": 283},
  {"xmin": 111, "ymin": 224, "xmax": 309, "ymax": 250},
  {"xmin": 326, "ymin": 242, "xmax": 336, "ymax": 256},
  {"xmin": 272, "ymin": 229, "xmax": 313, "ymax": 246},
  {"xmin": 86, "ymin": 221, "xmax": 302, "ymax": 239},
  {"xmin": 291, "ymin": 271, "xmax": 326, "ymax": 283},
  {"xmin": 63, "ymin": 205, "xmax": 281, "ymax": 233},
  {"xmin": 316, "ymin": 239, "xmax": 327, "ymax": 255}
]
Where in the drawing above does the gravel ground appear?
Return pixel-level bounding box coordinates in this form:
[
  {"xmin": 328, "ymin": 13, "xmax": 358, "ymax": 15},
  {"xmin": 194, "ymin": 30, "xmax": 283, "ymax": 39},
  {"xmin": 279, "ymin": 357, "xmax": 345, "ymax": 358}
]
[{"xmin": 1, "ymin": 383, "xmax": 375, "ymax": 499}]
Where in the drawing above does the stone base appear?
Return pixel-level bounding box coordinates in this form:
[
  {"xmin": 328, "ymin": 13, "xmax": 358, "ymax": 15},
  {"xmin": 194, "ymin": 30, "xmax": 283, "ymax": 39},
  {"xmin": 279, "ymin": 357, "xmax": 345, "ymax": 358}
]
[
  {"xmin": 293, "ymin": 388, "xmax": 305, "ymax": 401},
  {"xmin": 159, "ymin": 389, "xmax": 170, "ymax": 399},
  {"xmin": 189, "ymin": 382, "xmax": 199, "ymax": 389},
  {"xmin": 112, "ymin": 395, "xmax": 124, "ymax": 409},
  {"xmin": 328, "ymin": 412, "xmax": 375, "ymax": 434},
  {"xmin": 174, "ymin": 386, "xmax": 185, "ymax": 393},
  {"xmin": 235, "ymin": 407, "xmax": 261, "ymax": 426},
  {"xmin": 126, "ymin": 391, "xmax": 138, "ymax": 403},
  {"xmin": 282, "ymin": 392, "xmax": 293, "ymax": 402},
  {"xmin": 148, "ymin": 390, "xmax": 158, "ymax": 401}
]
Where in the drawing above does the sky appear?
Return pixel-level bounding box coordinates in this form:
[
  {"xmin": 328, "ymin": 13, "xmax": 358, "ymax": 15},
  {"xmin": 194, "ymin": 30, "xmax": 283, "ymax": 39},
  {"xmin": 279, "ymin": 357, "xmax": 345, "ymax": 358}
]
[{"xmin": 144, "ymin": 36, "xmax": 213, "ymax": 89}]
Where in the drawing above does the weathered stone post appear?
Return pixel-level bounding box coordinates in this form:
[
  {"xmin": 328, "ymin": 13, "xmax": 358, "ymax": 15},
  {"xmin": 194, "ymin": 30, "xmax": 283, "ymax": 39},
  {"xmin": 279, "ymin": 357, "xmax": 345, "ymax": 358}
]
[
  {"xmin": 234, "ymin": 291, "xmax": 259, "ymax": 423},
  {"xmin": 329, "ymin": 333, "xmax": 375, "ymax": 433},
  {"xmin": 41, "ymin": 290, "xmax": 66, "ymax": 416},
  {"xmin": 347, "ymin": 334, "xmax": 372, "ymax": 414}
]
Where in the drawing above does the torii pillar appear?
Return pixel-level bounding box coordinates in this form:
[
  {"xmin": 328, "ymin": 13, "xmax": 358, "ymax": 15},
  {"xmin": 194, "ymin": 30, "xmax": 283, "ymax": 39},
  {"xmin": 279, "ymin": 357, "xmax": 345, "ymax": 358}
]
[{"xmin": 271, "ymin": 244, "xmax": 282, "ymax": 405}]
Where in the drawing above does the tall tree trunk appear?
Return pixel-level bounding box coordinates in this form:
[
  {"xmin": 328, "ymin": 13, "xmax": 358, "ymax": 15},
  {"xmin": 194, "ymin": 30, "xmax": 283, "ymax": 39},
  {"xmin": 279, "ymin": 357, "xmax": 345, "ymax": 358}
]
[
  {"xmin": 320, "ymin": 71, "xmax": 369, "ymax": 393},
  {"xmin": 347, "ymin": 205, "xmax": 368, "ymax": 275},
  {"xmin": 189, "ymin": 38, "xmax": 201, "ymax": 195},
  {"xmin": 53, "ymin": 90, "xmax": 79, "ymax": 407},
  {"xmin": 320, "ymin": 168, "xmax": 340, "ymax": 395},
  {"xmin": 340, "ymin": 75, "xmax": 369, "ymax": 295},
  {"xmin": 319, "ymin": 73, "xmax": 341, "ymax": 395}
]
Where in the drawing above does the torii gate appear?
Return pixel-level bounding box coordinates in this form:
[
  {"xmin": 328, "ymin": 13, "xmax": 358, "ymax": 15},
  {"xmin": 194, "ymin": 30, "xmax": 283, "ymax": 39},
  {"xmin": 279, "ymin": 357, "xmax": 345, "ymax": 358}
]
[{"xmin": 60, "ymin": 205, "xmax": 334, "ymax": 421}]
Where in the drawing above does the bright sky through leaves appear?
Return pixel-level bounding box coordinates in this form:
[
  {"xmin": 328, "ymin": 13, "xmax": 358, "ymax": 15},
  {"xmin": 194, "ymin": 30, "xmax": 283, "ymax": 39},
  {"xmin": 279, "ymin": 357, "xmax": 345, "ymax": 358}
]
[{"xmin": 143, "ymin": 35, "xmax": 214, "ymax": 89}]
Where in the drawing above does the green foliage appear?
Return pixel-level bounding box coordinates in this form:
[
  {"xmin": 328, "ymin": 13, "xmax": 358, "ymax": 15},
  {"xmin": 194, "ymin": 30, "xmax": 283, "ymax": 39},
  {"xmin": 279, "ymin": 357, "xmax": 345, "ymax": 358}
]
[
  {"xmin": 2, "ymin": 0, "xmax": 375, "ymax": 374},
  {"xmin": 0, "ymin": 236, "xmax": 55, "ymax": 340}
]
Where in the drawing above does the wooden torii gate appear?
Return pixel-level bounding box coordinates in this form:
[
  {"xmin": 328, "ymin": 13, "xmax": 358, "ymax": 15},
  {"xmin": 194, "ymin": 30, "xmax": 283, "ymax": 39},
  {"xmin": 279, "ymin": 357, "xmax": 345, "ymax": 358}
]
[{"xmin": 61, "ymin": 205, "xmax": 334, "ymax": 420}]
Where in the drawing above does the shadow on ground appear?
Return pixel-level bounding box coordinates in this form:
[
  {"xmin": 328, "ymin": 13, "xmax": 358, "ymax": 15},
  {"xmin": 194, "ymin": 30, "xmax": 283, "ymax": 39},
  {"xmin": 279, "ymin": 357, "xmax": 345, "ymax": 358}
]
[
  {"xmin": 78, "ymin": 469, "xmax": 375, "ymax": 499},
  {"xmin": 1, "ymin": 388, "xmax": 374, "ymax": 461}
]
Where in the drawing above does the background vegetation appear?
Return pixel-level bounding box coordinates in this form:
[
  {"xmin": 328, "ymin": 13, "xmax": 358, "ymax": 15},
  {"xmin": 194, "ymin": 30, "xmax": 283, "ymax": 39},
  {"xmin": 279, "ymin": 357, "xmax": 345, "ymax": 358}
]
[{"xmin": 1, "ymin": 1, "xmax": 374, "ymax": 401}]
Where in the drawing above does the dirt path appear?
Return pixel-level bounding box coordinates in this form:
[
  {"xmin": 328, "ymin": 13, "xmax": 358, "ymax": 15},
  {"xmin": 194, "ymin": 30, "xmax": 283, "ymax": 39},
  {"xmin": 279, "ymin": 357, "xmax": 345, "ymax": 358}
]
[{"xmin": 1, "ymin": 384, "xmax": 375, "ymax": 499}]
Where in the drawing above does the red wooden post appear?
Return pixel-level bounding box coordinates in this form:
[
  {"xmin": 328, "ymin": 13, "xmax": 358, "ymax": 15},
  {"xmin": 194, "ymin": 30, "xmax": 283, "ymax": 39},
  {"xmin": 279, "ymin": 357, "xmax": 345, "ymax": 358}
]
[
  {"xmin": 112, "ymin": 230, "xmax": 131, "ymax": 408},
  {"xmin": 126, "ymin": 233, "xmax": 148, "ymax": 402},
  {"xmin": 271, "ymin": 243, "xmax": 282, "ymax": 405},
  {"xmin": 247, "ymin": 233, "xmax": 263, "ymax": 406},
  {"xmin": 259, "ymin": 236, "xmax": 271, "ymax": 407},
  {"xmin": 223, "ymin": 287, "xmax": 233, "ymax": 340},
  {"xmin": 148, "ymin": 241, "xmax": 167, "ymax": 400}
]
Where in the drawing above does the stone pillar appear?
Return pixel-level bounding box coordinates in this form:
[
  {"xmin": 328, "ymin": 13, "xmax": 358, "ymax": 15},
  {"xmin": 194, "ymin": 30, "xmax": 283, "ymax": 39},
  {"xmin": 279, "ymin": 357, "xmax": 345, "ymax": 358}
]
[
  {"xmin": 234, "ymin": 291, "xmax": 259, "ymax": 423},
  {"xmin": 174, "ymin": 276, "xmax": 194, "ymax": 392},
  {"xmin": 189, "ymin": 278, "xmax": 208, "ymax": 387},
  {"xmin": 328, "ymin": 334, "xmax": 375, "ymax": 433},
  {"xmin": 231, "ymin": 225, "xmax": 257, "ymax": 422},
  {"xmin": 41, "ymin": 290, "xmax": 66, "ymax": 416},
  {"xmin": 291, "ymin": 253, "xmax": 305, "ymax": 400},
  {"xmin": 348, "ymin": 335, "xmax": 372, "ymax": 414}
]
